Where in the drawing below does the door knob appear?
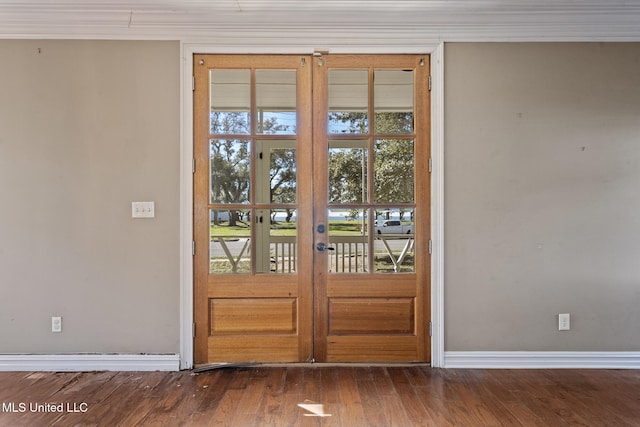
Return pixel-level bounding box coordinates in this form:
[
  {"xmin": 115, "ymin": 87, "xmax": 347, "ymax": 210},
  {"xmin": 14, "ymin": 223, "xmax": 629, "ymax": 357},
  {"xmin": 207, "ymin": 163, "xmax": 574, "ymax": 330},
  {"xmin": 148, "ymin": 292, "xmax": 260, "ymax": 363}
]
[{"xmin": 316, "ymin": 242, "xmax": 334, "ymax": 252}]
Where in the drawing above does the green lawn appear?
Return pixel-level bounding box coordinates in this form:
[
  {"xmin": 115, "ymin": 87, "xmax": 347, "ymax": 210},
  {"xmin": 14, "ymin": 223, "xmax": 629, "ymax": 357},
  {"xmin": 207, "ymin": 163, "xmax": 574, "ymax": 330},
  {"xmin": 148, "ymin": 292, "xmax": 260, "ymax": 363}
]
[{"xmin": 211, "ymin": 220, "xmax": 365, "ymax": 236}]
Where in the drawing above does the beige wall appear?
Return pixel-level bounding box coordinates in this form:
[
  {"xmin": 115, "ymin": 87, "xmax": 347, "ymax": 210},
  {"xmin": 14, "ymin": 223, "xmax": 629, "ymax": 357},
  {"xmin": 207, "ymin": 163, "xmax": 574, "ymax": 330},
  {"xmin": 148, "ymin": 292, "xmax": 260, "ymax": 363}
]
[
  {"xmin": 1, "ymin": 40, "xmax": 638, "ymax": 357},
  {"xmin": 445, "ymin": 43, "xmax": 640, "ymax": 351},
  {"xmin": 0, "ymin": 40, "xmax": 180, "ymax": 353}
]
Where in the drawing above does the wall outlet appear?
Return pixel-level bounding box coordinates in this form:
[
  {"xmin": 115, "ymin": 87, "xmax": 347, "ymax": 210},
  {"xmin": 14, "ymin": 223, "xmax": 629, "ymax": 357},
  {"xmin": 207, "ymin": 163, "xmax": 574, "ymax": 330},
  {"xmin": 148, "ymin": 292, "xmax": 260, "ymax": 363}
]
[
  {"xmin": 558, "ymin": 313, "xmax": 570, "ymax": 331},
  {"xmin": 51, "ymin": 316, "xmax": 62, "ymax": 333}
]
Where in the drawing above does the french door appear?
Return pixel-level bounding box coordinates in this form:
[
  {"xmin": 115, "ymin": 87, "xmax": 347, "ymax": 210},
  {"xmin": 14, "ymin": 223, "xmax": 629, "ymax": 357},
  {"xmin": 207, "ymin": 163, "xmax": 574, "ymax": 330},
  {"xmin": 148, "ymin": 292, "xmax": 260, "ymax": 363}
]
[{"xmin": 194, "ymin": 54, "xmax": 430, "ymax": 364}]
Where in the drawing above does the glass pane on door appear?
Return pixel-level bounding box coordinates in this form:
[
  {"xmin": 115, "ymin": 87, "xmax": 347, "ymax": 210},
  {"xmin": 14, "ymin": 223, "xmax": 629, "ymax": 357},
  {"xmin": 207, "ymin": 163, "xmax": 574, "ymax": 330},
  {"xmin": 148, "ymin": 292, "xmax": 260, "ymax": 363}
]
[
  {"xmin": 270, "ymin": 209, "xmax": 297, "ymax": 273},
  {"xmin": 210, "ymin": 209, "xmax": 252, "ymax": 274},
  {"xmin": 210, "ymin": 69, "xmax": 251, "ymax": 134},
  {"xmin": 328, "ymin": 69, "xmax": 368, "ymax": 134},
  {"xmin": 373, "ymin": 208, "xmax": 415, "ymax": 273},
  {"xmin": 328, "ymin": 208, "xmax": 369, "ymax": 273},
  {"xmin": 328, "ymin": 140, "xmax": 368, "ymax": 204},
  {"xmin": 256, "ymin": 70, "xmax": 297, "ymax": 135},
  {"xmin": 210, "ymin": 139, "xmax": 251, "ymax": 204},
  {"xmin": 374, "ymin": 69, "xmax": 414, "ymax": 134},
  {"xmin": 374, "ymin": 138, "xmax": 414, "ymax": 204},
  {"xmin": 254, "ymin": 142, "xmax": 297, "ymax": 204}
]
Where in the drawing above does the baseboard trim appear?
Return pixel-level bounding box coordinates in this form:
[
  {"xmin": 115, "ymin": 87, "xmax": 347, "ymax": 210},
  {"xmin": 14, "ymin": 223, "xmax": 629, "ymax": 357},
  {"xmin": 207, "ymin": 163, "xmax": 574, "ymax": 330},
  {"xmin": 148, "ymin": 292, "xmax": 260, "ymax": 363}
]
[
  {"xmin": 444, "ymin": 351, "xmax": 640, "ymax": 369},
  {"xmin": 6, "ymin": 352, "xmax": 637, "ymax": 371},
  {"xmin": 0, "ymin": 354, "xmax": 180, "ymax": 372}
]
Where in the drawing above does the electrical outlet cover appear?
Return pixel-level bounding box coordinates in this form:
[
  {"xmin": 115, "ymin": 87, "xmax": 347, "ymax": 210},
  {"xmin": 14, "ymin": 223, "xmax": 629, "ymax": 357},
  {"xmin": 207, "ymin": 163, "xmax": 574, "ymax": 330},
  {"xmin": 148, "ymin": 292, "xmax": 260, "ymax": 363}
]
[
  {"xmin": 52, "ymin": 316, "xmax": 62, "ymax": 332},
  {"xmin": 558, "ymin": 313, "xmax": 570, "ymax": 331},
  {"xmin": 132, "ymin": 201, "xmax": 155, "ymax": 218}
]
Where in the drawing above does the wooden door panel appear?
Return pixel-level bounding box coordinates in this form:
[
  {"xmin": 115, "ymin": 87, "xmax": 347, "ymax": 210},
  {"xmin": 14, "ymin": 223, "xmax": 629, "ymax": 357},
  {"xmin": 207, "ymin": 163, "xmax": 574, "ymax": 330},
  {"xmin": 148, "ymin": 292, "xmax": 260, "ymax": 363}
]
[
  {"xmin": 210, "ymin": 298, "xmax": 297, "ymax": 334},
  {"xmin": 208, "ymin": 336, "xmax": 301, "ymax": 362},
  {"xmin": 326, "ymin": 336, "xmax": 419, "ymax": 362}
]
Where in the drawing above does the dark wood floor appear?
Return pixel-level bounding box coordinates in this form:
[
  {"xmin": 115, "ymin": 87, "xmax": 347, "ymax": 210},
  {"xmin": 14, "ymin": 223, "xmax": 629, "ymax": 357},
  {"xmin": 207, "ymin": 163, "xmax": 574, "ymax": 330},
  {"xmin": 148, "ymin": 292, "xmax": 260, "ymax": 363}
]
[{"xmin": 0, "ymin": 366, "xmax": 639, "ymax": 426}]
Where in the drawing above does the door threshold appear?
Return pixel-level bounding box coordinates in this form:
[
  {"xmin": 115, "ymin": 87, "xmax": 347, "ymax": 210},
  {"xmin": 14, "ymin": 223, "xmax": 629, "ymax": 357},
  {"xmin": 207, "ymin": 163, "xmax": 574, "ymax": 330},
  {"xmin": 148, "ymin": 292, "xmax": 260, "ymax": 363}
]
[
  {"xmin": 193, "ymin": 362, "xmax": 259, "ymax": 372},
  {"xmin": 260, "ymin": 362, "xmax": 432, "ymax": 368},
  {"xmin": 193, "ymin": 361, "xmax": 431, "ymax": 372}
]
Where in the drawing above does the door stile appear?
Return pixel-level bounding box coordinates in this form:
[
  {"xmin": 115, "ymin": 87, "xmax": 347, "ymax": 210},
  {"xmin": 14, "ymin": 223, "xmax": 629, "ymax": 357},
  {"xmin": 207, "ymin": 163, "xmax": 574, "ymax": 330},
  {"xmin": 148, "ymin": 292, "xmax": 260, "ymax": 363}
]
[
  {"xmin": 366, "ymin": 66, "xmax": 376, "ymax": 273},
  {"xmin": 311, "ymin": 54, "xmax": 329, "ymax": 361},
  {"xmin": 414, "ymin": 55, "xmax": 431, "ymax": 362},
  {"xmin": 295, "ymin": 56, "xmax": 314, "ymax": 361},
  {"xmin": 248, "ymin": 68, "xmax": 257, "ymax": 275},
  {"xmin": 193, "ymin": 54, "xmax": 208, "ymax": 365}
]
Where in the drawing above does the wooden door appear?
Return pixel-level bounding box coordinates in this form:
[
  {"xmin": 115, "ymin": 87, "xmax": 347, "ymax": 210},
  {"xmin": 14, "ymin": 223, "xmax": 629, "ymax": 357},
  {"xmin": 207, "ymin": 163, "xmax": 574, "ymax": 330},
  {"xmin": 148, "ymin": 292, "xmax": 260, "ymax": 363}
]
[
  {"xmin": 194, "ymin": 54, "xmax": 430, "ymax": 364},
  {"xmin": 193, "ymin": 55, "xmax": 313, "ymax": 363},
  {"xmin": 312, "ymin": 55, "xmax": 431, "ymax": 362}
]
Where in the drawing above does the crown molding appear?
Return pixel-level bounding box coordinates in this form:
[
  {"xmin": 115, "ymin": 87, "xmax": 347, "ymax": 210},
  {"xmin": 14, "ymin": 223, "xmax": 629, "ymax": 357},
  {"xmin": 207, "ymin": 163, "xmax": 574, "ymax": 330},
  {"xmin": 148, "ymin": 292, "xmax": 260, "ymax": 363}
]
[{"xmin": 1, "ymin": 1, "xmax": 640, "ymax": 41}]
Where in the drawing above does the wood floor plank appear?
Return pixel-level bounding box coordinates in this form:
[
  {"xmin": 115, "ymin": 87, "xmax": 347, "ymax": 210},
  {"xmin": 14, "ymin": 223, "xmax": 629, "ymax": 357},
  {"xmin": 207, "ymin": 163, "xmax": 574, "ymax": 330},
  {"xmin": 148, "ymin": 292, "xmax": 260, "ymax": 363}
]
[
  {"xmin": 253, "ymin": 368, "xmax": 288, "ymax": 426},
  {"xmin": 493, "ymin": 375, "xmax": 570, "ymax": 426},
  {"xmin": 1, "ymin": 367, "xmax": 640, "ymax": 426},
  {"xmin": 136, "ymin": 373, "xmax": 193, "ymax": 426},
  {"xmin": 412, "ymin": 370, "xmax": 457, "ymax": 426},
  {"xmin": 302, "ymin": 367, "xmax": 323, "ymax": 402},
  {"xmin": 178, "ymin": 371, "xmax": 232, "ymax": 426},
  {"xmin": 187, "ymin": 371, "xmax": 225, "ymax": 415},
  {"xmin": 319, "ymin": 368, "xmax": 339, "ymax": 406},
  {"xmin": 96, "ymin": 372, "xmax": 171, "ymax": 427},
  {"xmin": 227, "ymin": 367, "xmax": 252, "ymax": 390},
  {"xmin": 229, "ymin": 376, "xmax": 266, "ymax": 426},
  {"xmin": 380, "ymin": 368, "xmax": 417, "ymax": 425},
  {"xmin": 445, "ymin": 377, "xmax": 507, "ymax": 426},
  {"xmin": 386, "ymin": 367, "xmax": 438, "ymax": 425},
  {"xmin": 316, "ymin": 367, "xmax": 341, "ymax": 426},
  {"xmin": 356, "ymin": 367, "xmax": 394, "ymax": 426},
  {"xmin": 9, "ymin": 372, "xmax": 85, "ymax": 427},
  {"xmin": 581, "ymin": 370, "xmax": 640, "ymax": 423},
  {"xmin": 278, "ymin": 368, "xmax": 319, "ymax": 427},
  {"xmin": 466, "ymin": 370, "xmax": 541, "ymax": 427},
  {"xmin": 0, "ymin": 372, "xmax": 33, "ymax": 400},
  {"xmin": 206, "ymin": 388, "xmax": 244, "ymax": 427},
  {"xmin": 162, "ymin": 373, "xmax": 206, "ymax": 427}
]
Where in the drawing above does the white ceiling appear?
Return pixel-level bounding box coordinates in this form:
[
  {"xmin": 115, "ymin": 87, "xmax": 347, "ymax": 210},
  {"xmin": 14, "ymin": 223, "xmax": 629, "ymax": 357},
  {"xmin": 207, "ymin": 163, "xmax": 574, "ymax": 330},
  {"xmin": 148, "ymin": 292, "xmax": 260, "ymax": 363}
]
[{"xmin": 1, "ymin": 1, "xmax": 640, "ymax": 43}]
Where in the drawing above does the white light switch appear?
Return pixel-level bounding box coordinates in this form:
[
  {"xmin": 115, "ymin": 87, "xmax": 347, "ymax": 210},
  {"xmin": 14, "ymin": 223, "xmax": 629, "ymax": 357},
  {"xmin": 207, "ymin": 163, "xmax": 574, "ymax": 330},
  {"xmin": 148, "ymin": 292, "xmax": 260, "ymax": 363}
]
[{"xmin": 132, "ymin": 201, "xmax": 155, "ymax": 218}]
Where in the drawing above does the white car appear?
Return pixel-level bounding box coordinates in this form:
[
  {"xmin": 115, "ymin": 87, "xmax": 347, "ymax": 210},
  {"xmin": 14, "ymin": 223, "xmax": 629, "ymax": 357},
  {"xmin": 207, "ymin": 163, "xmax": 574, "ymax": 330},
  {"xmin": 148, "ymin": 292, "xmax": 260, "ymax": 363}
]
[{"xmin": 374, "ymin": 220, "xmax": 413, "ymax": 235}]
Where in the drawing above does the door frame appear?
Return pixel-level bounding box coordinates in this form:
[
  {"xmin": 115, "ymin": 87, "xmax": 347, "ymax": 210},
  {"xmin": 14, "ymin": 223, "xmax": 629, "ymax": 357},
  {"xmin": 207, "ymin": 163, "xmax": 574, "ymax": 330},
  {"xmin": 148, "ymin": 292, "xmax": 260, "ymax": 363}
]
[{"xmin": 179, "ymin": 43, "xmax": 445, "ymax": 369}]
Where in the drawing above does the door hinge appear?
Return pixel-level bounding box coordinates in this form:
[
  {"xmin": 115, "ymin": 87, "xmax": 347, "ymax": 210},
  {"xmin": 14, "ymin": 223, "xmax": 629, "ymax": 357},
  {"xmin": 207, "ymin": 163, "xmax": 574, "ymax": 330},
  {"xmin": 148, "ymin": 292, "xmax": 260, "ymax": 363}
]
[
  {"xmin": 192, "ymin": 158, "xmax": 195, "ymax": 174},
  {"xmin": 429, "ymin": 321, "xmax": 433, "ymax": 337},
  {"xmin": 428, "ymin": 157, "xmax": 433, "ymax": 173},
  {"xmin": 192, "ymin": 323, "xmax": 196, "ymax": 338},
  {"xmin": 192, "ymin": 240, "xmax": 196, "ymax": 256},
  {"xmin": 314, "ymin": 49, "xmax": 328, "ymax": 66},
  {"xmin": 428, "ymin": 75, "xmax": 432, "ymax": 92},
  {"xmin": 192, "ymin": 76, "xmax": 195, "ymax": 91},
  {"xmin": 429, "ymin": 239, "xmax": 433, "ymax": 255}
]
